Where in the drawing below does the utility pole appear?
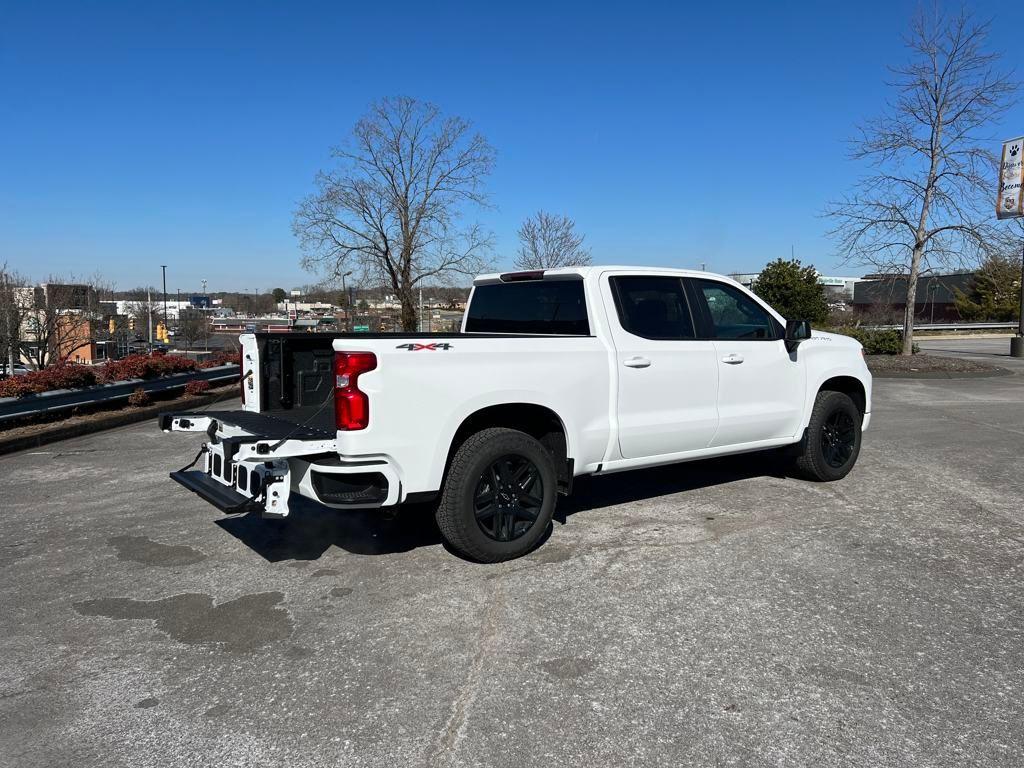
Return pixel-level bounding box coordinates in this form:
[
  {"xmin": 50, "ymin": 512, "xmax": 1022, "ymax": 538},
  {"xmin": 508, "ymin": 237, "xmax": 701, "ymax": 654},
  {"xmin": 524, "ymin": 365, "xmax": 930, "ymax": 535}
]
[
  {"xmin": 1014, "ymin": 240, "xmax": 1024, "ymax": 357},
  {"xmin": 160, "ymin": 265, "xmax": 167, "ymax": 329},
  {"xmin": 147, "ymin": 288, "xmax": 153, "ymax": 347},
  {"xmin": 341, "ymin": 271, "xmax": 352, "ymax": 331}
]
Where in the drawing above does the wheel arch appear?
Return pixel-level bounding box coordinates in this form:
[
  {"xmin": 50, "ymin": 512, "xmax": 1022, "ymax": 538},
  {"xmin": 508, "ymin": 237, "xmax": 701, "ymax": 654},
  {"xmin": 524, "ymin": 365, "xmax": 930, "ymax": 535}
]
[
  {"xmin": 817, "ymin": 375, "xmax": 867, "ymax": 416},
  {"xmin": 443, "ymin": 403, "xmax": 572, "ymax": 494}
]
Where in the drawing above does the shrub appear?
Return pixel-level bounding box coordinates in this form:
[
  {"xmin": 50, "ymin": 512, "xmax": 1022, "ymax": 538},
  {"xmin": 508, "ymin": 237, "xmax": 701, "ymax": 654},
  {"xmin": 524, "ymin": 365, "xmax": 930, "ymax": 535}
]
[
  {"xmin": 101, "ymin": 353, "xmax": 197, "ymax": 382},
  {"xmin": 198, "ymin": 351, "xmax": 242, "ymax": 369},
  {"xmin": 183, "ymin": 379, "xmax": 211, "ymax": 396},
  {"xmin": 751, "ymin": 258, "xmax": 830, "ymax": 324},
  {"xmin": 0, "ymin": 377, "xmax": 31, "ymax": 398},
  {"xmin": 127, "ymin": 387, "xmax": 150, "ymax": 407},
  {"xmin": 831, "ymin": 326, "xmax": 918, "ymax": 355},
  {"xmin": 0, "ymin": 365, "xmax": 98, "ymax": 398}
]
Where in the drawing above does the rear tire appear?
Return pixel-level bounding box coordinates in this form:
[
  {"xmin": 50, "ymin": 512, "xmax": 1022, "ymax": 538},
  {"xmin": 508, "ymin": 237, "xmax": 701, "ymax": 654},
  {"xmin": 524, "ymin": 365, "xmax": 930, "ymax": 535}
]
[
  {"xmin": 794, "ymin": 391, "xmax": 862, "ymax": 481},
  {"xmin": 436, "ymin": 427, "xmax": 557, "ymax": 562}
]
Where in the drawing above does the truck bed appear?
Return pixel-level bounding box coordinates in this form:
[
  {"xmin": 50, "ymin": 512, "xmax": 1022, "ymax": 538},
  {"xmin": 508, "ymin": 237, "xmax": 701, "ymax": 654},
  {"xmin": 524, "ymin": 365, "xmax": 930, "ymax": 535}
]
[{"xmin": 250, "ymin": 331, "xmax": 591, "ymax": 431}]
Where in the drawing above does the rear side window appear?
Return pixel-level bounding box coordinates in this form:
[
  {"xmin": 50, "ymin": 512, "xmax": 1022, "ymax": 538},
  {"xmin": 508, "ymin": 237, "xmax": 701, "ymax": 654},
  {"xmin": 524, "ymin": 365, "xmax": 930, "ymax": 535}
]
[
  {"xmin": 465, "ymin": 280, "xmax": 590, "ymax": 335},
  {"xmin": 611, "ymin": 276, "xmax": 695, "ymax": 340},
  {"xmin": 692, "ymin": 279, "xmax": 776, "ymax": 340}
]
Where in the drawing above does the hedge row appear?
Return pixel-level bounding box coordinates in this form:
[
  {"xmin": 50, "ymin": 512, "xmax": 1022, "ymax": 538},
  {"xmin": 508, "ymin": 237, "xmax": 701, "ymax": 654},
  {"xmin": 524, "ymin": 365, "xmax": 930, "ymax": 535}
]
[
  {"xmin": 0, "ymin": 351, "xmax": 241, "ymax": 399},
  {"xmin": 828, "ymin": 327, "xmax": 918, "ymax": 355},
  {"xmin": 0, "ymin": 365, "xmax": 100, "ymax": 398}
]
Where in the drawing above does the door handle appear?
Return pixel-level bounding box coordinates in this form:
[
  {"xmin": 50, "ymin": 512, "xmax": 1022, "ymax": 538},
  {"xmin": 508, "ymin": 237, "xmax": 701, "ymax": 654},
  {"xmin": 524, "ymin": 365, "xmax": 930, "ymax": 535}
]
[
  {"xmin": 623, "ymin": 356, "xmax": 651, "ymax": 368},
  {"xmin": 721, "ymin": 353, "xmax": 744, "ymax": 364}
]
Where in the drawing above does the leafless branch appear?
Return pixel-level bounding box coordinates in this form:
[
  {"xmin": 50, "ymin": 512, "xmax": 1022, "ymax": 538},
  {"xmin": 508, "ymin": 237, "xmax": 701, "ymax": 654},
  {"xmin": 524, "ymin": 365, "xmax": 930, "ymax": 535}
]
[
  {"xmin": 514, "ymin": 211, "xmax": 592, "ymax": 270},
  {"xmin": 825, "ymin": 6, "xmax": 1018, "ymax": 353},
  {"xmin": 293, "ymin": 96, "xmax": 496, "ymax": 330}
]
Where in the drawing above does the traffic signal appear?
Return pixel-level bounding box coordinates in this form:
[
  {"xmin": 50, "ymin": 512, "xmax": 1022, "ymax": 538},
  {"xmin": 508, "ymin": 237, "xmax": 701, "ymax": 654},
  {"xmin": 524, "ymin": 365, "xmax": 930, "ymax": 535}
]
[
  {"xmin": 129, "ymin": 316, "xmax": 136, "ymax": 331},
  {"xmin": 108, "ymin": 318, "xmax": 116, "ymax": 335}
]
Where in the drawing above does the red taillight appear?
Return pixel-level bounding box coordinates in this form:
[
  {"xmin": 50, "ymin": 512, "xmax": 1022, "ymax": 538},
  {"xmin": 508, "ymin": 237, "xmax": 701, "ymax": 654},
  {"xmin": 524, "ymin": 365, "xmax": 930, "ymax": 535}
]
[{"xmin": 334, "ymin": 351, "xmax": 377, "ymax": 430}]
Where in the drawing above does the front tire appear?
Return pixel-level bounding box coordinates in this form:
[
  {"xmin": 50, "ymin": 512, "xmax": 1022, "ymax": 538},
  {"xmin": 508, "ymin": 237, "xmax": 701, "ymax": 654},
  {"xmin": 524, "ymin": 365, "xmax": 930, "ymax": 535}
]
[
  {"xmin": 794, "ymin": 391, "xmax": 862, "ymax": 481},
  {"xmin": 436, "ymin": 427, "xmax": 557, "ymax": 562}
]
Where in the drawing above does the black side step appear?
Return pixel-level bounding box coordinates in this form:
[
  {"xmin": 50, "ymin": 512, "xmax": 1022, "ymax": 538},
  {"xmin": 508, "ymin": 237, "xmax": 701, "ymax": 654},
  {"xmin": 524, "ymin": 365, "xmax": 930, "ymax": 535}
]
[{"xmin": 170, "ymin": 470, "xmax": 258, "ymax": 513}]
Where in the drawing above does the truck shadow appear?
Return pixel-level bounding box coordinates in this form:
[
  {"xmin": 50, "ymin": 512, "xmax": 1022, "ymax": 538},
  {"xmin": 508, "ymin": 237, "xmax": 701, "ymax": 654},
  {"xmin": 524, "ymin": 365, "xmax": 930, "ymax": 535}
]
[
  {"xmin": 215, "ymin": 452, "xmax": 793, "ymax": 562},
  {"xmin": 215, "ymin": 500, "xmax": 442, "ymax": 562},
  {"xmin": 555, "ymin": 452, "xmax": 792, "ymax": 523}
]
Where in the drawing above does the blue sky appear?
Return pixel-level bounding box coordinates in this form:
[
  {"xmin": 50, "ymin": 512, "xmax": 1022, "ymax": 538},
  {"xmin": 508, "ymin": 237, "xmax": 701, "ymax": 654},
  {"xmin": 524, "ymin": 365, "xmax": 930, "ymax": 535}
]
[{"xmin": 2, "ymin": 0, "xmax": 1022, "ymax": 292}]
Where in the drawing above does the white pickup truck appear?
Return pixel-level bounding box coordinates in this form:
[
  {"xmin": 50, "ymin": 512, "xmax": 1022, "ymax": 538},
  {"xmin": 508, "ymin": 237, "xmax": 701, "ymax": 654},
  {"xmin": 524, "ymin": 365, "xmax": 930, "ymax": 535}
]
[{"xmin": 162, "ymin": 266, "xmax": 871, "ymax": 561}]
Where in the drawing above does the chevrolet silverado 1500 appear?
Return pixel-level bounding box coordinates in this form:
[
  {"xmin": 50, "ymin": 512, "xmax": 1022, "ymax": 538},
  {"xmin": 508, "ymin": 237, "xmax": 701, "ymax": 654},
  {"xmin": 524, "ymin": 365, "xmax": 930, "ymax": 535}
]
[{"xmin": 161, "ymin": 266, "xmax": 872, "ymax": 561}]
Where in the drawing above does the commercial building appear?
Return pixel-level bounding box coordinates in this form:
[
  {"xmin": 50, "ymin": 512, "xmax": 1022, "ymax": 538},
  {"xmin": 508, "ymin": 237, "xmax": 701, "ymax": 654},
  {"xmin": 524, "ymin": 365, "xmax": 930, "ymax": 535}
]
[
  {"xmin": 852, "ymin": 273, "xmax": 974, "ymax": 323},
  {"xmin": 728, "ymin": 273, "xmax": 864, "ymax": 301}
]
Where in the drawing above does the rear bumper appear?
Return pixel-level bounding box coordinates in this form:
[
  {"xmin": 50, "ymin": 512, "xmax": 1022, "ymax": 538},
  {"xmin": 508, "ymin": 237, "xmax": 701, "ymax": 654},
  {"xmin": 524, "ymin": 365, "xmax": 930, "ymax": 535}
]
[{"xmin": 160, "ymin": 409, "xmax": 403, "ymax": 513}]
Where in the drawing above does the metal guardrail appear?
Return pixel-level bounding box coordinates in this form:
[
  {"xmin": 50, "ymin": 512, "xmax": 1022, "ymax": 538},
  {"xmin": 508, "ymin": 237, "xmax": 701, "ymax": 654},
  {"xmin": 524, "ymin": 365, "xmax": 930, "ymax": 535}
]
[
  {"xmin": 863, "ymin": 322, "xmax": 1018, "ymax": 331},
  {"xmin": 0, "ymin": 365, "xmax": 239, "ymax": 424}
]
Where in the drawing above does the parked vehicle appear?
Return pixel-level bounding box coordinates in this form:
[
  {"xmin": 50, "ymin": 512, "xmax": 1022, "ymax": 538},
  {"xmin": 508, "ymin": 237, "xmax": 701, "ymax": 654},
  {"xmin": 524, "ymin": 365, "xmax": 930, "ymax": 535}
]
[
  {"xmin": 0, "ymin": 363, "xmax": 30, "ymax": 379},
  {"xmin": 161, "ymin": 266, "xmax": 872, "ymax": 561}
]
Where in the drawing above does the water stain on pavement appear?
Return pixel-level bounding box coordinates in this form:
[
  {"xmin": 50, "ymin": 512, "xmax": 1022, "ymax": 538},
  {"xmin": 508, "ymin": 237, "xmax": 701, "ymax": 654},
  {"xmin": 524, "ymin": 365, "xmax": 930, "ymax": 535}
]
[
  {"xmin": 540, "ymin": 656, "xmax": 597, "ymax": 680},
  {"xmin": 312, "ymin": 568, "xmax": 341, "ymax": 577},
  {"xmin": 108, "ymin": 536, "xmax": 206, "ymax": 567},
  {"xmin": 73, "ymin": 591, "xmax": 292, "ymax": 653}
]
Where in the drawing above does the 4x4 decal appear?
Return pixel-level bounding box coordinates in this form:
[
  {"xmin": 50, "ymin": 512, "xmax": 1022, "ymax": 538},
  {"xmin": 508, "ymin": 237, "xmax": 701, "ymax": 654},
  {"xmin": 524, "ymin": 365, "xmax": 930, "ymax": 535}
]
[{"xmin": 395, "ymin": 342, "xmax": 453, "ymax": 351}]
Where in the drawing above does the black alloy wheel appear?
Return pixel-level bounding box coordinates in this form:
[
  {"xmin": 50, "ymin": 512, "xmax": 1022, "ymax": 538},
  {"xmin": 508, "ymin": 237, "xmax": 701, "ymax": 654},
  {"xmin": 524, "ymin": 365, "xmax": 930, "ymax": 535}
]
[
  {"xmin": 473, "ymin": 454, "xmax": 545, "ymax": 542},
  {"xmin": 821, "ymin": 409, "xmax": 857, "ymax": 469},
  {"xmin": 793, "ymin": 390, "xmax": 862, "ymax": 481}
]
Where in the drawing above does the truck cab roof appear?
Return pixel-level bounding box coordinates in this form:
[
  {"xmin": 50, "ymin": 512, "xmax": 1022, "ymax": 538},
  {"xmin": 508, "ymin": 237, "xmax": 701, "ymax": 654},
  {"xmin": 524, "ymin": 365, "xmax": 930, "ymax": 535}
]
[{"xmin": 473, "ymin": 265, "xmax": 741, "ymax": 285}]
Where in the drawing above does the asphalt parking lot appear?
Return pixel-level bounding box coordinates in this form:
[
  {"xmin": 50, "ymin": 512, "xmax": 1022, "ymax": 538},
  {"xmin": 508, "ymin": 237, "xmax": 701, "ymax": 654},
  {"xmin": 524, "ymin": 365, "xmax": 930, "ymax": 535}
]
[
  {"xmin": 2, "ymin": 344, "xmax": 1023, "ymax": 767},
  {"xmin": 917, "ymin": 335, "xmax": 1024, "ymax": 371}
]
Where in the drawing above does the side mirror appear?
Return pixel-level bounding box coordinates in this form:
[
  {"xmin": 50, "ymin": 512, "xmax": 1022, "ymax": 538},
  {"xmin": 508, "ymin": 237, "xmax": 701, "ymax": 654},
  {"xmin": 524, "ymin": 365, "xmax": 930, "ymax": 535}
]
[{"xmin": 785, "ymin": 319, "xmax": 811, "ymax": 352}]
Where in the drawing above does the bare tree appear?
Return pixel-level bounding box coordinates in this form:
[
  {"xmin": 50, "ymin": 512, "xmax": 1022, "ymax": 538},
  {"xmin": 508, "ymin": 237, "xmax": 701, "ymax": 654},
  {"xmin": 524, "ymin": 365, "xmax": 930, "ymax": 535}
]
[
  {"xmin": 826, "ymin": 8, "xmax": 1017, "ymax": 354},
  {"xmin": 15, "ymin": 275, "xmax": 114, "ymax": 368},
  {"xmin": 0, "ymin": 265, "xmax": 31, "ymax": 374},
  {"xmin": 514, "ymin": 211, "xmax": 592, "ymax": 270},
  {"xmin": 123, "ymin": 287, "xmax": 163, "ymax": 341},
  {"xmin": 294, "ymin": 96, "xmax": 496, "ymax": 331},
  {"xmin": 178, "ymin": 308, "xmax": 209, "ymax": 351}
]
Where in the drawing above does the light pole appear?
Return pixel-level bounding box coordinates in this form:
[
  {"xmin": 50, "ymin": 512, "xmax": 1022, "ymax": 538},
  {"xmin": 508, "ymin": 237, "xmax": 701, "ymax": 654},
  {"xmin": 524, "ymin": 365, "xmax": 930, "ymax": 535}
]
[{"xmin": 200, "ymin": 279, "xmax": 209, "ymax": 352}]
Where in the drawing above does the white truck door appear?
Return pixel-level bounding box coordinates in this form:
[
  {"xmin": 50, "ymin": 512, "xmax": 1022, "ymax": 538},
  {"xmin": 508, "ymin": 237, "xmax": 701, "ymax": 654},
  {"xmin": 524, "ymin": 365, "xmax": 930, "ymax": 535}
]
[
  {"xmin": 602, "ymin": 273, "xmax": 719, "ymax": 459},
  {"xmin": 686, "ymin": 278, "xmax": 804, "ymax": 447}
]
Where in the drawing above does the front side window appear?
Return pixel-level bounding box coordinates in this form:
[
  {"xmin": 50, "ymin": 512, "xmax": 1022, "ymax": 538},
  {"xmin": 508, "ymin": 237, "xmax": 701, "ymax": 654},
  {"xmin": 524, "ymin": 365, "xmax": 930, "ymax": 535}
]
[
  {"xmin": 693, "ymin": 280, "xmax": 776, "ymax": 340},
  {"xmin": 611, "ymin": 276, "xmax": 695, "ymax": 340}
]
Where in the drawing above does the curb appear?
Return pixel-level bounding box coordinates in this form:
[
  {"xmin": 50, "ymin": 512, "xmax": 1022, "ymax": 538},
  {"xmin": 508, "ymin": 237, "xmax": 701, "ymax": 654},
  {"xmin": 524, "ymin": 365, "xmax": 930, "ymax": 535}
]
[
  {"xmin": 870, "ymin": 367, "xmax": 1014, "ymax": 380},
  {"xmin": 0, "ymin": 387, "xmax": 238, "ymax": 457}
]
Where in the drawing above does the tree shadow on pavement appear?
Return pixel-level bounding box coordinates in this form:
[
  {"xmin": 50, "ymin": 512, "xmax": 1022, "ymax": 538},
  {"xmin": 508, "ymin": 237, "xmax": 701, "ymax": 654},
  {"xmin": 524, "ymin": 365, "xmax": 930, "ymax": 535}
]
[{"xmin": 216, "ymin": 452, "xmax": 793, "ymax": 562}]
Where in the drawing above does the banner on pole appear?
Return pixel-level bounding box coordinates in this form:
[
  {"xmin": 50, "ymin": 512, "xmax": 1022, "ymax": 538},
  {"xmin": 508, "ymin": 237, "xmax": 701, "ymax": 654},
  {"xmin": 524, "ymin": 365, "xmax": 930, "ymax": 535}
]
[{"xmin": 997, "ymin": 136, "xmax": 1024, "ymax": 219}]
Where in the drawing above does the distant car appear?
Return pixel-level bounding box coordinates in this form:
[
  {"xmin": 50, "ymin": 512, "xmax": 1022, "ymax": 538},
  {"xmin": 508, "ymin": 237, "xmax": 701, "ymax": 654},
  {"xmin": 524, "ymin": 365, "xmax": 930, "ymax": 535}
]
[{"xmin": 0, "ymin": 363, "xmax": 30, "ymax": 380}]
